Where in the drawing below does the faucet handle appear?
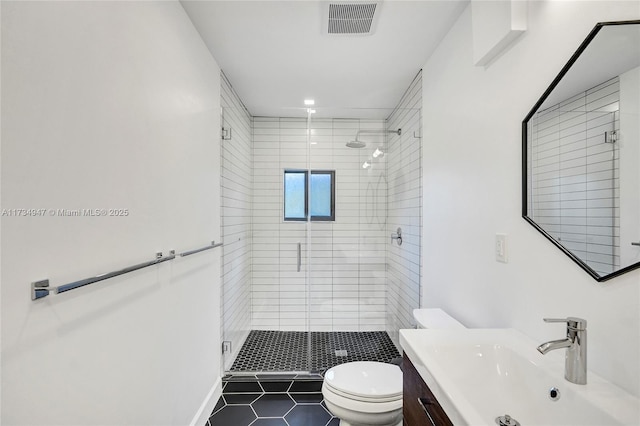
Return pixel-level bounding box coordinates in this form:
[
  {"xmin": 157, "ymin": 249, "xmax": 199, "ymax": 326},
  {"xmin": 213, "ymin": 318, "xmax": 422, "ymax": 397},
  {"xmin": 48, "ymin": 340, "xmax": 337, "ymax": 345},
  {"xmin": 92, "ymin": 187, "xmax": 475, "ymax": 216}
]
[{"xmin": 543, "ymin": 317, "xmax": 587, "ymax": 330}]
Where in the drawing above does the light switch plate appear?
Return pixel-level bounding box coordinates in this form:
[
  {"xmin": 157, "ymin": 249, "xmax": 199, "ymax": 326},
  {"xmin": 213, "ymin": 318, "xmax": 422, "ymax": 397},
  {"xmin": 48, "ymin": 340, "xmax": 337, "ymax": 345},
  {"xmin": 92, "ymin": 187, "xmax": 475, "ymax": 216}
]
[{"xmin": 496, "ymin": 233, "xmax": 508, "ymax": 263}]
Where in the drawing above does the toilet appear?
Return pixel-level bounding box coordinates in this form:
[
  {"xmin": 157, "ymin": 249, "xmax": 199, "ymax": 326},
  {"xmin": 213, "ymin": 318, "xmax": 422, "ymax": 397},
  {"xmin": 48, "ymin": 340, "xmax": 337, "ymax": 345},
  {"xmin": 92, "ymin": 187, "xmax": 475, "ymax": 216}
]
[
  {"xmin": 322, "ymin": 361, "xmax": 403, "ymax": 426},
  {"xmin": 322, "ymin": 308, "xmax": 465, "ymax": 426},
  {"xmin": 413, "ymin": 308, "xmax": 465, "ymax": 329}
]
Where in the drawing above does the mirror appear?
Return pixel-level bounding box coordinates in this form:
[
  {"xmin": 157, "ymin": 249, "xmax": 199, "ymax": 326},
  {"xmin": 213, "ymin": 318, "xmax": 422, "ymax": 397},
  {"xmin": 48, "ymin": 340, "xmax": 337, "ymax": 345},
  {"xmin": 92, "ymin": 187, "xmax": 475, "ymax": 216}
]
[{"xmin": 523, "ymin": 21, "xmax": 640, "ymax": 282}]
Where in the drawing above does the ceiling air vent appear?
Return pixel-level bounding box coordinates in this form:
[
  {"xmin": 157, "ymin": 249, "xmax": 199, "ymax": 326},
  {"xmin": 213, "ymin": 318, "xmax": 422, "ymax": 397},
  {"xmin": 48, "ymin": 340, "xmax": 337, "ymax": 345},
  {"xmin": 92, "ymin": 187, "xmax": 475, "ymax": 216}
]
[{"xmin": 326, "ymin": 2, "xmax": 380, "ymax": 35}]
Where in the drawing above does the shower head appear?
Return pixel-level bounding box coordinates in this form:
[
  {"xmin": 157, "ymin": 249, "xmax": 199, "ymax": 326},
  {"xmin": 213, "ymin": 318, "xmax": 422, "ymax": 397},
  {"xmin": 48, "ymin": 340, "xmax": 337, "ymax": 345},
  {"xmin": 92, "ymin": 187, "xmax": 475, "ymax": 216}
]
[{"xmin": 346, "ymin": 139, "xmax": 367, "ymax": 148}]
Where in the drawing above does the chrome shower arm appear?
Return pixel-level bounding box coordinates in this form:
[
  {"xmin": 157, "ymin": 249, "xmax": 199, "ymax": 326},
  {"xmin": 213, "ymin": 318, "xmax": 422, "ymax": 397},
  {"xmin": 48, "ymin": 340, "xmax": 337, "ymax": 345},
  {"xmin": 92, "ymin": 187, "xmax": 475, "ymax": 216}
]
[{"xmin": 355, "ymin": 128, "xmax": 401, "ymax": 139}]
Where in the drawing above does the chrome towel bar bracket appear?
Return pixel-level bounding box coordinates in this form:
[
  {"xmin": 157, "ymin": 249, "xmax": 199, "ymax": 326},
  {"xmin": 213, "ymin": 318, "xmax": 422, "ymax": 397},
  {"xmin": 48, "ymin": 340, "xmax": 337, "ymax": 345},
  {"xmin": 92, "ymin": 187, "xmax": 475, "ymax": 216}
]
[{"xmin": 178, "ymin": 241, "xmax": 223, "ymax": 257}]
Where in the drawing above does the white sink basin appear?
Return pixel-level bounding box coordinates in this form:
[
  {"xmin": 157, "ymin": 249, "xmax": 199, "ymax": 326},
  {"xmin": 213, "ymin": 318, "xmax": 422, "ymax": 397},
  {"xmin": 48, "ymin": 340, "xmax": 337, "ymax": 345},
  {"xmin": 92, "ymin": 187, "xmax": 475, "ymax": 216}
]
[{"xmin": 400, "ymin": 328, "xmax": 640, "ymax": 426}]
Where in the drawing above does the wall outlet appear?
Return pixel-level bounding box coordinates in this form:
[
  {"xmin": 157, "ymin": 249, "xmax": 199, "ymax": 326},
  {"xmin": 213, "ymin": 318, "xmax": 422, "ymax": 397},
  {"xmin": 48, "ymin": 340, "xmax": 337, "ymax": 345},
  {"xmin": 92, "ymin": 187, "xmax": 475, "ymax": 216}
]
[
  {"xmin": 495, "ymin": 233, "xmax": 508, "ymax": 263},
  {"xmin": 222, "ymin": 341, "xmax": 232, "ymax": 354}
]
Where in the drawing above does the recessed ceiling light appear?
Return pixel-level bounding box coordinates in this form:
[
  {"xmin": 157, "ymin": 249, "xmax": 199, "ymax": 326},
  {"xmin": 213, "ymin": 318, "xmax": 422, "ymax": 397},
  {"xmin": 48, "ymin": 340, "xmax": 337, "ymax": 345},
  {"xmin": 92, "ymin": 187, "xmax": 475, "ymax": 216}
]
[{"xmin": 304, "ymin": 99, "xmax": 315, "ymax": 106}]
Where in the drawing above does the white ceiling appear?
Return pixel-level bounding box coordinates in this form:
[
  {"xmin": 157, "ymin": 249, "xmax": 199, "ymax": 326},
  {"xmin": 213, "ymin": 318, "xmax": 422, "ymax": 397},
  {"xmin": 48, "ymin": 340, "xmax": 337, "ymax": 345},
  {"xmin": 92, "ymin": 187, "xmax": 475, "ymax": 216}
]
[{"xmin": 180, "ymin": 0, "xmax": 468, "ymax": 118}]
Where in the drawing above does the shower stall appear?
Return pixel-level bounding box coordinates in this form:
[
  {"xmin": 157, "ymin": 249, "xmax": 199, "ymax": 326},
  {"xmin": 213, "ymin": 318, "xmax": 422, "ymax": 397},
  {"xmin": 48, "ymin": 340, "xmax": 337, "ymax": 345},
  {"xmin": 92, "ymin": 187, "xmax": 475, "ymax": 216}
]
[{"xmin": 219, "ymin": 72, "xmax": 423, "ymax": 375}]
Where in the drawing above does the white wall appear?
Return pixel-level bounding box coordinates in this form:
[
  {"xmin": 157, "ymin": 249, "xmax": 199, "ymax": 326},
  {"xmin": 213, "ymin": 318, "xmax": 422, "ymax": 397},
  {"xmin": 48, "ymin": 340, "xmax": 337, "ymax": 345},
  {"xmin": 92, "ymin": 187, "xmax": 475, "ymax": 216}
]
[
  {"xmin": 422, "ymin": 1, "xmax": 640, "ymax": 397},
  {"xmin": 1, "ymin": 2, "xmax": 222, "ymax": 424}
]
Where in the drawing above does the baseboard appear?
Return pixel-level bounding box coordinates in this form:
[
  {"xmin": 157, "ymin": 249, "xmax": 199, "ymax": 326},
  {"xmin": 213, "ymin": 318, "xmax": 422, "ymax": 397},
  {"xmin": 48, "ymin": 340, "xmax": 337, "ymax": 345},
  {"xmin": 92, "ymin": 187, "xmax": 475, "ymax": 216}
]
[{"xmin": 190, "ymin": 376, "xmax": 222, "ymax": 426}]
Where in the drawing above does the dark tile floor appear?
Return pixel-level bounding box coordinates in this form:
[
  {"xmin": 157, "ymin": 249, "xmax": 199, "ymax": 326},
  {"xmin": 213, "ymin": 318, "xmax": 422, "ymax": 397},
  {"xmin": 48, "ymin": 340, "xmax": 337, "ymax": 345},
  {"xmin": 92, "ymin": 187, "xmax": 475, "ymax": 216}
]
[
  {"xmin": 208, "ymin": 374, "xmax": 339, "ymax": 426},
  {"xmin": 213, "ymin": 330, "xmax": 402, "ymax": 425},
  {"xmin": 231, "ymin": 330, "xmax": 400, "ymax": 372}
]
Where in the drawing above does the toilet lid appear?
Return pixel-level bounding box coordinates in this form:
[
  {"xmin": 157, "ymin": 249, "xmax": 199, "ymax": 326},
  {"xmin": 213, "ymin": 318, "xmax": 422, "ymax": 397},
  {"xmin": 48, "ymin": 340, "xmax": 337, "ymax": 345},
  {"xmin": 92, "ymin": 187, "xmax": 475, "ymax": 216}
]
[{"xmin": 324, "ymin": 362, "xmax": 402, "ymax": 401}]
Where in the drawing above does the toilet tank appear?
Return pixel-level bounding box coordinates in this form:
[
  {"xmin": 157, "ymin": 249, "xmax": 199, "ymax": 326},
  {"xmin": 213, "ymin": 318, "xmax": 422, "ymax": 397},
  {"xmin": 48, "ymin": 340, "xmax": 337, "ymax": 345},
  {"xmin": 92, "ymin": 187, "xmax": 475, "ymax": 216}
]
[{"xmin": 413, "ymin": 308, "xmax": 465, "ymax": 329}]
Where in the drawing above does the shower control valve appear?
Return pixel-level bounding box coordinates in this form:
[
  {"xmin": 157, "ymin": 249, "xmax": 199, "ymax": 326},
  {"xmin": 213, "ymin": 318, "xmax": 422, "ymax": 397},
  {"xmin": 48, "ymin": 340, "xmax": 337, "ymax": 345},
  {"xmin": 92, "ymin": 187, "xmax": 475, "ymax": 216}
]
[{"xmin": 391, "ymin": 227, "xmax": 402, "ymax": 246}]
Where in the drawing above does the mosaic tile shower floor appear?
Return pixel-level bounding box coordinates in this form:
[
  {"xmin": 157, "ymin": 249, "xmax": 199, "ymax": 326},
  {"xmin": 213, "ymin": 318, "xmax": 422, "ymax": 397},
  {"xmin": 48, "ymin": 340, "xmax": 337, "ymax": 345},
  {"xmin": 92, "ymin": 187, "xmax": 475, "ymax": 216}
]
[{"xmin": 230, "ymin": 330, "xmax": 401, "ymax": 373}]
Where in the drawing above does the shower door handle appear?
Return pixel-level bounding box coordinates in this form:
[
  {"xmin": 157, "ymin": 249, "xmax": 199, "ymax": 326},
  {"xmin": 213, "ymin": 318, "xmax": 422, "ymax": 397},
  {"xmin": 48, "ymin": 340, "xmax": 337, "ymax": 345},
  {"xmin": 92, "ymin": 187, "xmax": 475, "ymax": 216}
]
[{"xmin": 297, "ymin": 243, "xmax": 301, "ymax": 272}]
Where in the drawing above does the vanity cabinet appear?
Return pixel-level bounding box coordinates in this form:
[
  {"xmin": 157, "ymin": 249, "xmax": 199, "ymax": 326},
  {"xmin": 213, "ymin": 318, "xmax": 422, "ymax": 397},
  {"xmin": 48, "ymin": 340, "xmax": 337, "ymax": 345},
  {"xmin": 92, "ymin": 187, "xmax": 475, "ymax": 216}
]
[{"xmin": 402, "ymin": 354, "xmax": 453, "ymax": 426}]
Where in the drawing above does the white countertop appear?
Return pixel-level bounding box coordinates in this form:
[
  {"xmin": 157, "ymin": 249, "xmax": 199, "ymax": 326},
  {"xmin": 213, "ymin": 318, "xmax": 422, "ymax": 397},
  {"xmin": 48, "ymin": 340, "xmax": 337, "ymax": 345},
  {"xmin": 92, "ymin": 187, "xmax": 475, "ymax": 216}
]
[{"xmin": 400, "ymin": 328, "xmax": 640, "ymax": 426}]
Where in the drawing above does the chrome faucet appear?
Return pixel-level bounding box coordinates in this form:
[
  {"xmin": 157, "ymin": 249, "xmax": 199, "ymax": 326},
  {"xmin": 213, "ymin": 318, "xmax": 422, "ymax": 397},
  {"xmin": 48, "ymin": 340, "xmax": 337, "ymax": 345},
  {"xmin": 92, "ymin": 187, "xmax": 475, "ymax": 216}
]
[{"xmin": 537, "ymin": 317, "xmax": 587, "ymax": 385}]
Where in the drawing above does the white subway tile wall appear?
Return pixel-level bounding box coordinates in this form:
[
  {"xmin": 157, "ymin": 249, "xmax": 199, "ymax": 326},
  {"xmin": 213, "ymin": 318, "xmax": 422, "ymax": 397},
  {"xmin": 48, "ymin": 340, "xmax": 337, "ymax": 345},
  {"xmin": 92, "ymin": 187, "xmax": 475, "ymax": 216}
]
[
  {"xmin": 385, "ymin": 72, "xmax": 423, "ymax": 347},
  {"xmin": 252, "ymin": 117, "xmax": 389, "ymax": 332},
  {"xmin": 529, "ymin": 77, "xmax": 620, "ymax": 275},
  {"xmin": 221, "ymin": 72, "xmax": 253, "ymax": 370}
]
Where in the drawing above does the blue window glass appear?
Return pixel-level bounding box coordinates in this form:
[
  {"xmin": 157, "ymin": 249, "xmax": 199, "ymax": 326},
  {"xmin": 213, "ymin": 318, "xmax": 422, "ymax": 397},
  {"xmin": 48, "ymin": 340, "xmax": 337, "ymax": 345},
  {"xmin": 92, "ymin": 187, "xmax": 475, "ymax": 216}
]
[
  {"xmin": 310, "ymin": 173, "xmax": 332, "ymax": 218},
  {"xmin": 284, "ymin": 171, "xmax": 307, "ymax": 220}
]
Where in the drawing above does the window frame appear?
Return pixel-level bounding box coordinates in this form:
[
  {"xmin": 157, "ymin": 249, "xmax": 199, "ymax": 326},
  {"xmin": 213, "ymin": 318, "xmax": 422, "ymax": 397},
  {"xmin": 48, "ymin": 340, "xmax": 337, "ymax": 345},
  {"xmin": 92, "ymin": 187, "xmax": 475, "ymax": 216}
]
[
  {"xmin": 309, "ymin": 170, "xmax": 335, "ymax": 222},
  {"xmin": 283, "ymin": 169, "xmax": 335, "ymax": 222},
  {"xmin": 283, "ymin": 169, "xmax": 308, "ymax": 222}
]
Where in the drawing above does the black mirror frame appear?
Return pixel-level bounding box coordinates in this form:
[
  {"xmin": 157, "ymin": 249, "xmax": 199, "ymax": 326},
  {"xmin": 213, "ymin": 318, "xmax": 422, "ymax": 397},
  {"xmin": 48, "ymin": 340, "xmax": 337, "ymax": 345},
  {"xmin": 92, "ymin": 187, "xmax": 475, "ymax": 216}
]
[{"xmin": 522, "ymin": 20, "xmax": 640, "ymax": 283}]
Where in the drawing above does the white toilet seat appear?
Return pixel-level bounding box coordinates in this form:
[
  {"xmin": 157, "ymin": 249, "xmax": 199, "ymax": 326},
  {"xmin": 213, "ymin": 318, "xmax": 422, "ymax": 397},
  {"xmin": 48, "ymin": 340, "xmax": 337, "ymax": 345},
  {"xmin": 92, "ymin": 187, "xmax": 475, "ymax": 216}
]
[
  {"xmin": 322, "ymin": 361, "xmax": 403, "ymax": 413},
  {"xmin": 322, "ymin": 385, "xmax": 402, "ymax": 413},
  {"xmin": 323, "ymin": 389, "xmax": 402, "ymax": 414},
  {"xmin": 324, "ymin": 381, "xmax": 402, "ymax": 403},
  {"xmin": 324, "ymin": 361, "xmax": 402, "ymax": 398}
]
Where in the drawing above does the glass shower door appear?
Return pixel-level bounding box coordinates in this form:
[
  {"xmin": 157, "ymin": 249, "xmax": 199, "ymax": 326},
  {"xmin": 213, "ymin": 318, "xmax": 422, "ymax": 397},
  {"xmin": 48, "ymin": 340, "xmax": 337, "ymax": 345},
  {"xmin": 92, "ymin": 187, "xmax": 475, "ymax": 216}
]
[
  {"xmin": 220, "ymin": 104, "xmax": 316, "ymax": 375},
  {"xmin": 306, "ymin": 108, "xmax": 402, "ymax": 373}
]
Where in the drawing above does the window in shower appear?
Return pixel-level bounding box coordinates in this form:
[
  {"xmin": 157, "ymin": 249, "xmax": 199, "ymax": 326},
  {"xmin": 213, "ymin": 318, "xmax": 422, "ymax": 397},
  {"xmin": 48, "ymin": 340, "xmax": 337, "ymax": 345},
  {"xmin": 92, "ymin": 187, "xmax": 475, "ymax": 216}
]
[
  {"xmin": 284, "ymin": 170, "xmax": 335, "ymax": 221},
  {"xmin": 284, "ymin": 170, "xmax": 307, "ymax": 221}
]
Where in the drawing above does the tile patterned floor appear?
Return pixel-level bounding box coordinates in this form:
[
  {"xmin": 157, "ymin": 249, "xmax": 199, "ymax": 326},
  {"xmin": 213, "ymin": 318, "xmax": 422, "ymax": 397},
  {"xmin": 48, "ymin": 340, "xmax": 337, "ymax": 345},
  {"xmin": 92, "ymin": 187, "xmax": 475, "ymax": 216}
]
[
  {"xmin": 230, "ymin": 330, "xmax": 400, "ymax": 372},
  {"xmin": 212, "ymin": 331, "xmax": 402, "ymax": 425},
  {"xmin": 208, "ymin": 375, "xmax": 339, "ymax": 426}
]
